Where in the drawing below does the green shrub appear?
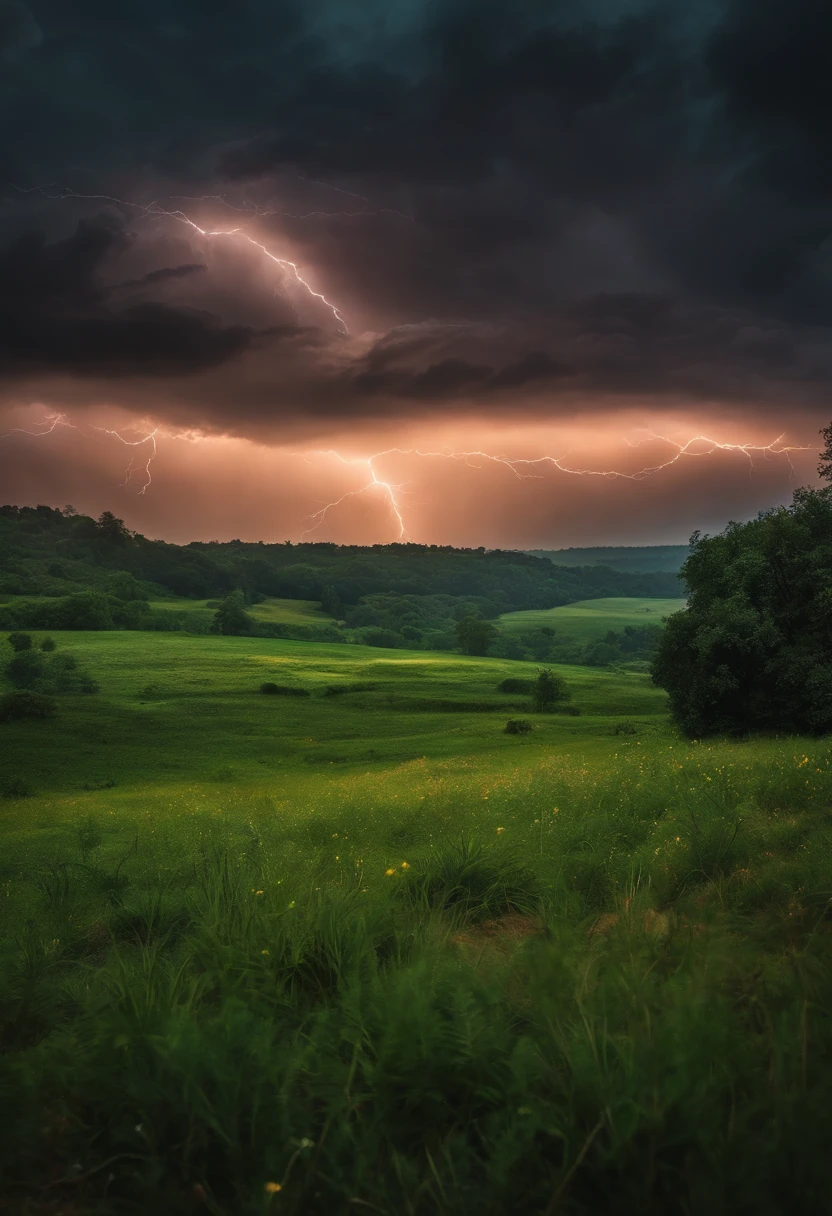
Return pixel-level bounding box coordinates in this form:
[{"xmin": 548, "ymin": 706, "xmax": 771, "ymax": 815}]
[
  {"xmin": 39, "ymin": 636, "xmax": 56, "ymax": 652},
  {"xmin": 531, "ymin": 667, "xmax": 571, "ymax": 712},
  {"xmin": 614, "ymin": 721, "xmax": 638, "ymax": 735},
  {"xmin": 504, "ymin": 718, "xmax": 534, "ymax": 735},
  {"xmin": 0, "ymin": 774, "xmax": 33, "ymax": 798},
  {"xmin": 259, "ymin": 682, "xmax": 310, "ymax": 697},
  {"xmin": 0, "ymin": 690, "xmax": 57, "ymax": 722},
  {"xmin": 7, "ymin": 631, "xmax": 32, "ymax": 652},
  {"xmin": 497, "ymin": 677, "xmax": 534, "ymax": 694}
]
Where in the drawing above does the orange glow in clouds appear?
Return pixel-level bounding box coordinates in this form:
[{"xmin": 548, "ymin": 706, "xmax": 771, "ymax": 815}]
[{"xmin": 0, "ymin": 405, "xmax": 819, "ymax": 547}]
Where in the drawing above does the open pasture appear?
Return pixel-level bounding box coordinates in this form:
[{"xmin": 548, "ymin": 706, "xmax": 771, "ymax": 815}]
[
  {"xmin": 2, "ymin": 628, "xmax": 832, "ymax": 1214},
  {"xmin": 499, "ymin": 595, "xmax": 686, "ymax": 640}
]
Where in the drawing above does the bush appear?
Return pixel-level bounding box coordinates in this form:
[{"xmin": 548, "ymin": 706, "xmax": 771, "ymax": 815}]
[
  {"xmin": 0, "ymin": 774, "xmax": 33, "ymax": 798},
  {"xmin": 561, "ymin": 704, "xmax": 581, "ymax": 716},
  {"xmin": 531, "ymin": 668, "xmax": 571, "ymax": 712},
  {"xmin": 7, "ymin": 632, "xmax": 32, "ymax": 652},
  {"xmin": 5, "ymin": 648, "xmax": 99, "ymax": 694},
  {"xmin": 39, "ymin": 637, "xmax": 56, "ymax": 652},
  {"xmin": 259, "ymin": 682, "xmax": 310, "ymax": 697},
  {"xmin": 497, "ymin": 677, "xmax": 534, "ymax": 694},
  {"xmin": 504, "ymin": 718, "xmax": 533, "ymax": 735},
  {"xmin": 0, "ymin": 690, "xmax": 58, "ymax": 722},
  {"xmin": 613, "ymin": 721, "xmax": 638, "ymax": 735}
]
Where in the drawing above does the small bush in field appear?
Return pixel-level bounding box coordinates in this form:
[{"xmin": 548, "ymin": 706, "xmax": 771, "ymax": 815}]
[
  {"xmin": 497, "ymin": 677, "xmax": 533, "ymax": 694},
  {"xmin": 260, "ymin": 682, "xmax": 310, "ymax": 697},
  {"xmin": 504, "ymin": 718, "xmax": 533, "ymax": 735},
  {"xmin": 39, "ymin": 637, "xmax": 56, "ymax": 652},
  {"xmin": 0, "ymin": 690, "xmax": 58, "ymax": 722},
  {"xmin": 7, "ymin": 632, "xmax": 32, "ymax": 652},
  {"xmin": 531, "ymin": 668, "xmax": 571, "ymax": 712},
  {"xmin": 0, "ymin": 774, "xmax": 33, "ymax": 798},
  {"xmin": 614, "ymin": 721, "xmax": 638, "ymax": 735}
]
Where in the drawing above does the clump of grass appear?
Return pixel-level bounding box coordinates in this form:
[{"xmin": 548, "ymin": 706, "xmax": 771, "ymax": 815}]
[
  {"xmin": 504, "ymin": 718, "xmax": 533, "ymax": 735},
  {"xmin": 259, "ymin": 681, "xmax": 310, "ymax": 696},
  {"xmin": 613, "ymin": 721, "xmax": 638, "ymax": 735},
  {"xmin": 397, "ymin": 835, "xmax": 540, "ymax": 922}
]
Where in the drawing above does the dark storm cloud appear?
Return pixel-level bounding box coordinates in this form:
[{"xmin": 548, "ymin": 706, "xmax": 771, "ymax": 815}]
[
  {"xmin": 0, "ymin": 218, "xmax": 268, "ymax": 376},
  {"xmin": 0, "ymin": 0, "xmax": 831, "ymax": 426}
]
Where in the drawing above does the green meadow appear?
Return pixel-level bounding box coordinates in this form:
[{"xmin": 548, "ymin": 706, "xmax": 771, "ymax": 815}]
[
  {"xmin": 2, "ymin": 626, "xmax": 832, "ymax": 1213},
  {"xmin": 146, "ymin": 596, "xmax": 332, "ymax": 628},
  {"xmin": 499, "ymin": 595, "xmax": 685, "ymax": 640}
]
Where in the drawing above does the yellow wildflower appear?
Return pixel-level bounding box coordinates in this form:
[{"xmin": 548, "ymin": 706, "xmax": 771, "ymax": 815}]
[
  {"xmin": 496, "ymin": 827, "xmax": 504, "ymax": 834},
  {"xmin": 385, "ymin": 868, "xmax": 396, "ymax": 876},
  {"xmin": 261, "ymin": 949, "xmax": 269, "ymax": 955},
  {"xmin": 401, "ymin": 861, "xmax": 410, "ymax": 869},
  {"xmin": 264, "ymin": 1181, "xmax": 282, "ymax": 1193}
]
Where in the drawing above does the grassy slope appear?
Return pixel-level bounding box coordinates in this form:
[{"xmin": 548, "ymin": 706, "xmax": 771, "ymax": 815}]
[
  {"xmin": 3, "ymin": 629, "xmax": 832, "ymax": 1213},
  {"xmin": 148, "ymin": 595, "xmax": 331, "ymax": 625},
  {"xmin": 499, "ymin": 595, "xmax": 686, "ymax": 640}
]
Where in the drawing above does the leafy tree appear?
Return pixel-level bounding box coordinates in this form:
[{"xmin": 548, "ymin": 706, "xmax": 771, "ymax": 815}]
[
  {"xmin": 97, "ymin": 511, "xmax": 132, "ymax": 545},
  {"xmin": 211, "ymin": 591, "xmax": 252, "ymax": 636},
  {"xmin": 531, "ymin": 668, "xmax": 571, "ymax": 712},
  {"xmin": 7, "ymin": 632, "xmax": 32, "ymax": 652},
  {"xmin": 320, "ymin": 585, "xmax": 341, "ymax": 617},
  {"xmin": 456, "ymin": 615, "xmax": 497, "ymax": 656},
  {"xmin": 819, "ymin": 422, "xmax": 832, "ymax": 483},
  {"xmin": 652, "ymin": 487, "xmax": 832, "ymax": 736}
]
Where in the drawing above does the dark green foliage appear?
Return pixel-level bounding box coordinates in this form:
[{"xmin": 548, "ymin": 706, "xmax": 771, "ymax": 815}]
[
  {"xmin": 398, "ymin": 836, "xmax": 539, "ymax": 921},
  {"xmin": 652, "ymin": 487, "xmax": 832, "ymax": 735},
  {"xmin": 0, "ymin": 503, "xmax": 683, "ymax": 615},
  {"xmin": 259, "ymin": 682, "xmax": 310, "ymax": 697},
  {"xmin": 211, "ymin": 590, "xmax": 252, "ymax": 636},
  {"xmin": 39, "ymin": 636, "xmax": 56, "ymax": 651},
  {"xmin": 320, "ymin": 583, "xmax": 341, "ymax": 616},
  {"xmin": 0, "ymin": 689, "xmax": 58, "ymax": 722},
  {"xmin": 504, "ymin": 718, "xmax": 533, "ymax": 734},
  {"xmin": 4, "ymin": 645, "xmax": 99, "ymax": 694},
  {"xmin": 613, "ymin": 721, "xmax": 638, "ymax": 735},
  {"xmin": 455, "ymin": 614, "xmax": 498, "ymax": 656},
  {"xmin": 322, "ymin": 682, "xmax": 378, "ymax": 696},
  {"xmin": 497, "ymin": 677, "xmax": 534, "ymax": 693},
  {"xmin": 0, "ymin": 773, "xmax": 33, "ymax": 797},
  {"xmin": 531, "ymin": 667, "xmax": 571, "ymax": 712},
  {"xmin": 7, "ymin": 631, "xmax": 32, "ymax": 651}
]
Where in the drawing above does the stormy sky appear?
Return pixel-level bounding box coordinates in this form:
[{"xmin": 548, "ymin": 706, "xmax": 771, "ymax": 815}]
[{"xmin": 0, "ymin": 0, "xmax": 828, "ymax": 545}]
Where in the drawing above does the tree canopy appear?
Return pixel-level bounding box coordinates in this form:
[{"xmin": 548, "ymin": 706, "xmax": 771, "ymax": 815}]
[{"xmin": 652, "ymin": 487, "xmax": 832, "ymax": 736}]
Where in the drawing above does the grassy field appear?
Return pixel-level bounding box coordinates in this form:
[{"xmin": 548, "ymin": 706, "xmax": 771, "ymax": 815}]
[
  {"xmin": 2, "ymin": 627, "xmax": 832, "ymax": 1213},
  {"xmin": 499, "ymin": 595, "xmax": 686, "ymax": 640},
  {"xmin": 148, "ymin": 595, "xmax": 332, "ymax": 626}
]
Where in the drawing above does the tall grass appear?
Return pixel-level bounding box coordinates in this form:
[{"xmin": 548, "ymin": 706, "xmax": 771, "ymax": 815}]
[{"xmin": 2, "ymin": 746, "xmax": 832, "ymax": 1211}]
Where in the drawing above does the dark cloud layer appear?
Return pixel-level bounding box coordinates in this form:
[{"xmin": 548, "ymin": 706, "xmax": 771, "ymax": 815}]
[{"xmin": 0, "ymin": 0, "xmax": 830, "ymax": 432}]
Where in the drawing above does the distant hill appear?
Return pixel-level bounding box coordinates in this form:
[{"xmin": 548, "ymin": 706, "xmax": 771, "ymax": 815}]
[{"xmin": 526, "ymin": 545, "xmax": 689, "ymax": 574}]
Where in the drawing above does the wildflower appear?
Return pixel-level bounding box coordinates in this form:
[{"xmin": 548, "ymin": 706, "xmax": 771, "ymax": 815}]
[
  {"xmin": 261, "ymin": 949, "xmax": 270, "ymax": 955},
  {"xmin": 496, "ymin": 826, "xmax": 505, "ymax": 834},
  {"xmin": 254, "ymin": 890, "xmax": 264, "ymax": 896},
  {"xmin": 385, "ymin": 868, "xmax": 396, "ymax": 876},
  {"xmin": 265, "ymin": 1181, "xmax": 282, "ymax": 1193},
  {"xmin": 401, "ymin": 861, "xmax": 410, "ymax": 869}
]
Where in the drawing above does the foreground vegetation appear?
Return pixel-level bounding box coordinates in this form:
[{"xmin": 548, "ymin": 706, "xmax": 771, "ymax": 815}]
[{"xmin": 2, "ymin": 627, "xmax": 832, "ymax": 1212}]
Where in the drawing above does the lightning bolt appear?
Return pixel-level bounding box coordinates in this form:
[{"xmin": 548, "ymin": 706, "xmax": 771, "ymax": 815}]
[
  {"xmin": 0, "ymin": 407, "xmax": 159, "ymax": 494},
  {"xmin": 91, "ymin": 425, "xmax": 159, "ymax": 494},
  {"xmin": 300, "ymin": 433, "xmax": 813, "ymax": 540},
  {"xmin": 12, "ymin": 184, "xmax": 350, "ymax": 332}
]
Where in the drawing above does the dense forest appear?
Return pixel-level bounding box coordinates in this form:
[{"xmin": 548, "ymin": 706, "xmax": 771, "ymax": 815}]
[
  {"xmin": 0, "ymin": 505, "xmax": 683, "ymax": 613},
  {"xmin": 527, "ymin": 545, "xmax": 689, "ymax": 573}
]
